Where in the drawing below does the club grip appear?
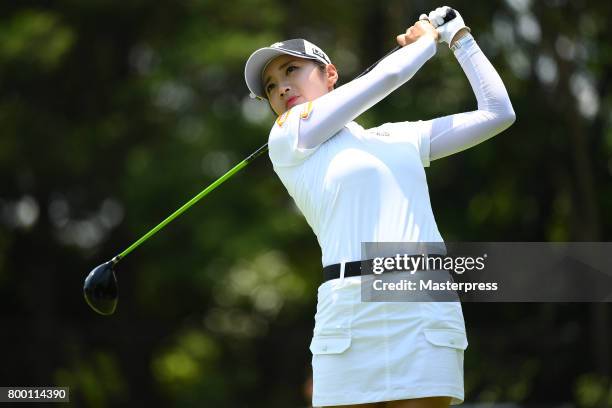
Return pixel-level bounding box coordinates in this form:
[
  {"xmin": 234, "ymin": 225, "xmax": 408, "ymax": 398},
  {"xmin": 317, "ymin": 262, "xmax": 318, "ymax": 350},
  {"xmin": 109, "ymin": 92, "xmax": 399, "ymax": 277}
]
[{"xmin": 442, "ymin": 8, "xmax": 457, "ymax": 24}]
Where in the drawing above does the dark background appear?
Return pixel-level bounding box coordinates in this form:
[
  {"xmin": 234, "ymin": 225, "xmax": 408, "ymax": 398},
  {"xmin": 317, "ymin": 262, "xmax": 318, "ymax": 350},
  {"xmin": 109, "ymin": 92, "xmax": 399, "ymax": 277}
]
[{"xmin": 1, "ymin": 0, "xmax": 611, "ymax": 406}]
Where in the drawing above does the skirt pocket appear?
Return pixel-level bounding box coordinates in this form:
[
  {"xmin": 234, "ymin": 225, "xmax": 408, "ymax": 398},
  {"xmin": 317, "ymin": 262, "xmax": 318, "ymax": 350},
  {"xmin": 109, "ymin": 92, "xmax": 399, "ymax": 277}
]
[
  {"xmin": 310, "ymin": 279, "xmax": 358, "ymax": 355},
  {"xmin": 423, "ymin": 328, "xmax": 468, "ymax": 350},
  {"xmin": 309, "ymin": 332, "xmax": 352, "ymax": 355}
]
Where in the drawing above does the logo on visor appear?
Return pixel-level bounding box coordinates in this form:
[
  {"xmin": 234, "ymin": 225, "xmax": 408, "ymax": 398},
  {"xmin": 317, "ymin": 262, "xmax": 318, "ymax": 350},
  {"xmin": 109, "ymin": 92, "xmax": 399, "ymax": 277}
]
[{"xmin": 312, "ymin": 48, "xmax": 327, "ymax": 61}]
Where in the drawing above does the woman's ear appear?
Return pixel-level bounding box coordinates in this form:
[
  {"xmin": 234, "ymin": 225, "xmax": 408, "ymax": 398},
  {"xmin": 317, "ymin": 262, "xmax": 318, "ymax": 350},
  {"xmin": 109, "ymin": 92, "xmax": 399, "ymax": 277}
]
[{"xmin": 325, "ymin": 64, "xmax": 339, "ymax": 90}]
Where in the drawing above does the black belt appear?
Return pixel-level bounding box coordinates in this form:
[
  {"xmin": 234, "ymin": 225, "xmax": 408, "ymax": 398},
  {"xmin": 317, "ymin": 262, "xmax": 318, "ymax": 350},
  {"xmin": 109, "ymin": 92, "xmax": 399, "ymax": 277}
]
[{"xmin": 323, "ymin": 255, "xmax": 445, "ymax": 282}]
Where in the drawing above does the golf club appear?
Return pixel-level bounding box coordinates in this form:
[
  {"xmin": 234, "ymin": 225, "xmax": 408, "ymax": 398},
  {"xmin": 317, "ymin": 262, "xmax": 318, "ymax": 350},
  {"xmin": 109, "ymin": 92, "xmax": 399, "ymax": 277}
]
[
  {"xmin": 84, "ymin": 11, "xmax": 457, "ymax": 315},
  {"xmin": 83, "ymin": 144, "xmax": 268, "ymax": 315}
]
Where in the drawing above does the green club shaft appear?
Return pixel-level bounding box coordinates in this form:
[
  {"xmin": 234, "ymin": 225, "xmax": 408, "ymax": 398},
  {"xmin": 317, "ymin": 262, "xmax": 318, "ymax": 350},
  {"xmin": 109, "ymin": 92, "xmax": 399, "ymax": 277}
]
[{"xmin": 115, "ymin": 143, "xmax": 269, "ymax": 262}]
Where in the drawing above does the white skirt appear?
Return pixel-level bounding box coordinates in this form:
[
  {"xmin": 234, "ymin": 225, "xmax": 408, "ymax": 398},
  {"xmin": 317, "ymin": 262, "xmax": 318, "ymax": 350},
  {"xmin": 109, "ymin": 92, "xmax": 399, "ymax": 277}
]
[{"xmin": 310, "ymin": 273, "xmax": 468, "ymax": 407}]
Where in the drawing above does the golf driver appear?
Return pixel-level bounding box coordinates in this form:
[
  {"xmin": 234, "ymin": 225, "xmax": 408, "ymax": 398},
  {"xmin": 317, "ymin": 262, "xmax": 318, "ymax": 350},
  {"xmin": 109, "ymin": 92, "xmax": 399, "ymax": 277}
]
[
  {"xmin": 84, "ymin": 11, "xmax": 457, "ymax": 315},
  {"xmin": 83, "ymin": 144, "xmax": 267, "ymax": 315}
]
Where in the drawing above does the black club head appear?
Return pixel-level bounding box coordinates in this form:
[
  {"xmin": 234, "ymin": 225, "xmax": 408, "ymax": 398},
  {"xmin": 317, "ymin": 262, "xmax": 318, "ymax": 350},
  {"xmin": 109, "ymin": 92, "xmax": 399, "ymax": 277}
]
[{"xmin": 83, "ymin": 260, "xmax": 118, "ymax": 315}]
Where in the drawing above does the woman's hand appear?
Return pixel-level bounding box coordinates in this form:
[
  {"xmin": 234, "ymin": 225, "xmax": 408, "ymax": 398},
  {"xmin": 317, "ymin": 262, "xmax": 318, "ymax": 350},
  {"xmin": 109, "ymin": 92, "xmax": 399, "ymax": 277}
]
[
  {"xmin": 423, "ymin": 6, "xmax": 471, "ymax": 48},
  {"xmin": 396, "ymin": 20, "xmax": 439, "ymax": 47}
]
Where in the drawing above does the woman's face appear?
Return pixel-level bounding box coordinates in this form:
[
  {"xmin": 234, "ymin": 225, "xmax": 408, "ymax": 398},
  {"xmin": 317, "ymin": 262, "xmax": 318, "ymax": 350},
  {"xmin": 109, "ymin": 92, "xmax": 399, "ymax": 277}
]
[{"xmin": 262, "ymin": 54, "xmax": 338, "ymax": 116}]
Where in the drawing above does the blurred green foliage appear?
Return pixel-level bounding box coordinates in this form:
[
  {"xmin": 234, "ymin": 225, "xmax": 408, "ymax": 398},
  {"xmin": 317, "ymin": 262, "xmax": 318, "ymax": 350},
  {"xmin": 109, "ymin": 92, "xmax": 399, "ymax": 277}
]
[{"xmin": 0, "ymin": 0, "xmax": 611, "ymax": 406}]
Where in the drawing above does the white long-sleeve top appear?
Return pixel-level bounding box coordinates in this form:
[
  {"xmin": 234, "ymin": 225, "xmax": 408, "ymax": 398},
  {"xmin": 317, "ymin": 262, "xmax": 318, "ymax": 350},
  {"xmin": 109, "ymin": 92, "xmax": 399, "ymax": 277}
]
[{"xmin": 267, "ymin": 34, "xmax": 515, "ymax": 267}]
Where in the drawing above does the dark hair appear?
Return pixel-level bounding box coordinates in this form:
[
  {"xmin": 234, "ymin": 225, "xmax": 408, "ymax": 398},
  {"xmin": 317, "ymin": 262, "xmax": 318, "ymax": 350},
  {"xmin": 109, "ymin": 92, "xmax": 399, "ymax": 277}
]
[
  {"xmin": 314, "ymin": 61, "xmax": 327, "ymax": 73},
  {"xmin": 314, "ymin": 61, "xmax": 335, "ymax": 90}
]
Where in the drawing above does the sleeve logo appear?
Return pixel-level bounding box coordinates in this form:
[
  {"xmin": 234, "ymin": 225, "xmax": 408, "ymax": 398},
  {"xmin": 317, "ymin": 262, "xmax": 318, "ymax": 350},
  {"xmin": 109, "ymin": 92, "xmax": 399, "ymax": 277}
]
[
  {"xmin": 276, "ymin": 109, "xmax": 291, "ymax": 127},
  {"xmin": 300, "ymin": 101, "xmax": 313, "ymax": 119}
]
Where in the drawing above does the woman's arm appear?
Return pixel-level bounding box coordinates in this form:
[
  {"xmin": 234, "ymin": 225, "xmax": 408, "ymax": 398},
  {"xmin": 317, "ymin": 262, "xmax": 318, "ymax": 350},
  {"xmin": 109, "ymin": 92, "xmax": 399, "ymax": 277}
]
[
  {"xmin": 427, "ymin": 33, "xmax": 516, "ymax": 161},
  {"xmin": 297, "ymin": 26, "xmax": 438, "ymax": 150}
]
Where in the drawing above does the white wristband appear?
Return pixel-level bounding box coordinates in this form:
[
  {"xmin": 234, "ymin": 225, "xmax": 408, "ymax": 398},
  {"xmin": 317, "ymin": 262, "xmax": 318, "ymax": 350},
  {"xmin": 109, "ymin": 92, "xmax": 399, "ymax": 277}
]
[{"xmin": 450, "ymin": 32, "xmax": 474, "ymax": 52}]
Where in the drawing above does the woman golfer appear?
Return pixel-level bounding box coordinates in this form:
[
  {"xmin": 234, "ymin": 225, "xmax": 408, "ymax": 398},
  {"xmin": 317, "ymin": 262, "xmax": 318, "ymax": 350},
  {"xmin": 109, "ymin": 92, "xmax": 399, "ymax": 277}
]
[{"xmin": 244, "ymin": 6, "xmax": 514, "ymax": 408}]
